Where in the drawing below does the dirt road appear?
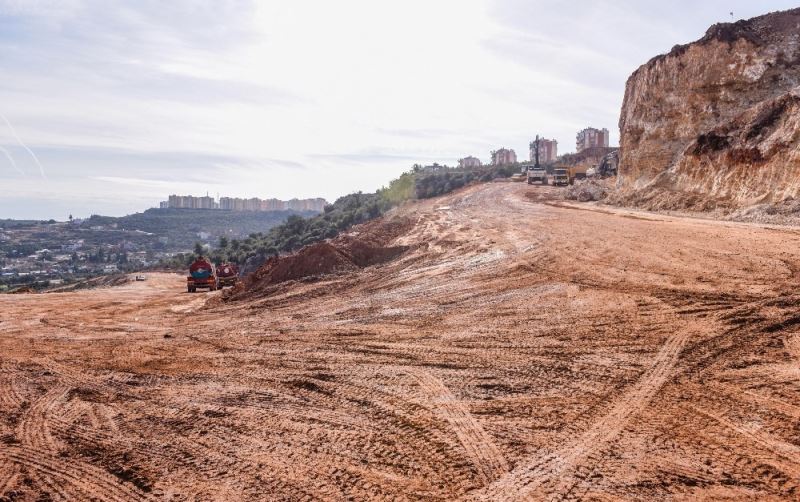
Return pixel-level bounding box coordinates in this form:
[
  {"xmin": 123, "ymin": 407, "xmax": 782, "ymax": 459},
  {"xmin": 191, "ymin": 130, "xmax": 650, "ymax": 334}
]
[{"xmin": 1, "ymin": 182, "xmax": 799, "ymax": 500}]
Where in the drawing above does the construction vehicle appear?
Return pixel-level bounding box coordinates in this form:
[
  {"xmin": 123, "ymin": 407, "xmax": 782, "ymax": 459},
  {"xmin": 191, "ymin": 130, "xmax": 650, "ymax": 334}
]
[
  {"xmin": 526, "ymin": 165, "xmax": 548, "ymax": 184},
  {"xmin": 552, "ymin": 168, "xmax": 570, "ymax": 186},
  {"xmin": 216, "ymin": 262, "xmax": 239, "ymax": 288},
  {"xmin": 187, "ymin": 256, "xmax": 218, "ymax": 292},
  {"xmin": 526, "ymin": 134, "xmax": 548, "ymax": 185},
  {"xmin": 597, "ymin": 150, "xmax": 619, "ymax": 177},
  {"xmin": 569, "ymin": 165, "xmax": 588, "ymax": 181}
]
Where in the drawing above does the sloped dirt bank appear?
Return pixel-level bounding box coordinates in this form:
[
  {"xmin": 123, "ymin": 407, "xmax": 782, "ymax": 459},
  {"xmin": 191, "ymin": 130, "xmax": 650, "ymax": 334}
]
[{"xmin": 227, "ymin": 216, "xmax": 414, "ymax": 300}]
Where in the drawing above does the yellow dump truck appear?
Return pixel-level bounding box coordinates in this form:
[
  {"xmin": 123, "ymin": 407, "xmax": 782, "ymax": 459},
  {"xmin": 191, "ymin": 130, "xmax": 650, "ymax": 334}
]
[
  {"xmin": 552, "ymin": 168, "xmax": 570, "ymax": 186},
  {"xmin": 551, "ymin": 164, "xmax": 589, "ymax": 185},
  {"xmin": 569, "ymin": 165, "xmax": 588, "ymax": 182}
]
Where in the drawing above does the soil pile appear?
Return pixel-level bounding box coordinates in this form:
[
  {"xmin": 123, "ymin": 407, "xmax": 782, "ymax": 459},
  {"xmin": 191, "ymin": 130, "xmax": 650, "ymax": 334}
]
[
  {"xmin": 616, "ymin": 8, "xmax": 800, "ymax": 211},
  {"xmin": 230, "ymin": 216, "xmax": 413, "ymax": 299}
]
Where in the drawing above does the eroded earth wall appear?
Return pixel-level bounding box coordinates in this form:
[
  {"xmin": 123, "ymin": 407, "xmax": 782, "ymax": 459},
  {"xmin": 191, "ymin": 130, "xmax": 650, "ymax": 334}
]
[{"xmin": 617, "ymin": 8, "xmax": 800, "ymax": 210}]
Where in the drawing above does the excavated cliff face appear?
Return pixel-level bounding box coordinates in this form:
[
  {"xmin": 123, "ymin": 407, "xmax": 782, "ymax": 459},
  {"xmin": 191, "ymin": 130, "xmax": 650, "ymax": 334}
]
[{"xmin": 616, "ymin": 8, "xmax": 800, "ymax": 211}]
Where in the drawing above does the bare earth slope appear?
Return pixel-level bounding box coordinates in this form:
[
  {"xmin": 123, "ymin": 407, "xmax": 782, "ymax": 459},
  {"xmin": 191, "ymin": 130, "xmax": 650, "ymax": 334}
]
[
  {"xmin": 2, "ymin": 183, "xmax": 800, "ymax": 500},
  {"xmin": 616, "ymin": 8, "xmax": 800, "ymax": 211}
]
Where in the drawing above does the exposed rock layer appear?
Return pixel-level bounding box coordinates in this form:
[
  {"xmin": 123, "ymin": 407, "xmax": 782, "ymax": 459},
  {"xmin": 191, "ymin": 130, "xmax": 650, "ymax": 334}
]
[{"xmin": 616, "ymin": 8, "xmax": 800, "ymax": 211}]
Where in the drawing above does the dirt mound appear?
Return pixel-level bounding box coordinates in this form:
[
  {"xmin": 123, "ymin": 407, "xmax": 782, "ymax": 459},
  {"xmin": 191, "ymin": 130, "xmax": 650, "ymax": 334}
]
[
  {"xmin": 229, "ymin": 216, "xmax": 413, "ymax": 300},
  {"xmin": 249, "ymin": 242, "xmax": 358, "ymax": 286},
  {"xmin": 618, "ymin": 8, "xmax": 800, "ymax": 212}
]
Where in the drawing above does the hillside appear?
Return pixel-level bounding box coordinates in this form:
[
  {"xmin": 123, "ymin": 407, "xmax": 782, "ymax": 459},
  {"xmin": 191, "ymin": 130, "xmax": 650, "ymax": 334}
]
[
  {"xmin": 0, "ymin": 208, "xmax": 315, "ymax": 291},
  {"xmin": 81, "ymin": 207, "xmax": 318, "ymax": 251},
  {"xmin": 3, "ymin": 183, "xmax": 798, "ymax": 499},
  {"xmin": 615, "ymin": 8, "xmax": 800, "ymax": 211}
]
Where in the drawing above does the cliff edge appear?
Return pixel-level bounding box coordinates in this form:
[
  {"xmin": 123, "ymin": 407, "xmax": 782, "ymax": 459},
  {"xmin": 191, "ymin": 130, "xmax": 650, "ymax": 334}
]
[{"xmin": 616, "ymin": 8, "xmax": 800, "ymax": 211}]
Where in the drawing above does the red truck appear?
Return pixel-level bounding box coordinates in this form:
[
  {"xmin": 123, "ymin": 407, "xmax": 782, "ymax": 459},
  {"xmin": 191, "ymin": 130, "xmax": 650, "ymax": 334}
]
[
  {"xmin": 187, "ymin": 257, "xmax": 218, "ymax": 293},
  {"xmin": 215, "ymin": 262, "xmax": 240, "ymax": 289}
]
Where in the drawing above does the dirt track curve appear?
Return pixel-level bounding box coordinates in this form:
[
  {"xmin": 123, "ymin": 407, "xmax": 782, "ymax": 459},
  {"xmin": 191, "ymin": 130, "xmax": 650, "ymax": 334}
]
[{"xmin": 1, "ymin": 182, "xmax": 800, "ymax": 500}]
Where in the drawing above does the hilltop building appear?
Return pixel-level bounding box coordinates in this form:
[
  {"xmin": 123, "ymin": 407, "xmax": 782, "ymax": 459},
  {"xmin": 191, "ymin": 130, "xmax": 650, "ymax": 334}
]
[
  {"xmin": 166, "ymin": 195, "xmax": 327, "ymax": 212},
  {"xmin": 530, "ymin": 138, "xmax": 558, "ymax": 163},
  {"xmin": 576, "ymin": 127, "xmax": 609, "ymax": 152},
  {"xmin": 491, "ymin": 148, "xmax": 517, "ymax": 166},
  {"xmin": 458, "ymin": 156, "xmax": 482, "ymax": 168},
  {"xmin": 167, "ymin": 195, "xmax": 218, "ymax": 209}
]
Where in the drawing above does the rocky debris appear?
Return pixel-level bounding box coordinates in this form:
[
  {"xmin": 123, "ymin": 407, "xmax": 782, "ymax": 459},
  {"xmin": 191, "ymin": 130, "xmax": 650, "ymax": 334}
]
[
  {"xmin": 727, "ymin": 196, "xmax": 800, "ymax": 225},
  {"xmin": 228, "ymin": 217, "xmax": 413, "ymax": 300},
  {"xmin": 617, "ymin": 8, "xmax": 800, "ymax": 211},
  {"xmin": 565, "ymin": 179, "xmax": 610, "ymax": 202}
]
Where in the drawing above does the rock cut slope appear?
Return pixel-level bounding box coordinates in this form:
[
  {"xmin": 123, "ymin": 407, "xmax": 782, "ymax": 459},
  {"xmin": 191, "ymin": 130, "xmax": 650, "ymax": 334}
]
[{"xmin": 616, "ymin": 8, "xmax": 800, "ymax": 211}]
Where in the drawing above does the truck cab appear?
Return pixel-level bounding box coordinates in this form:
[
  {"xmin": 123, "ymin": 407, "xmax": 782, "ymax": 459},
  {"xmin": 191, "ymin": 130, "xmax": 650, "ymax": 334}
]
[
  {"xmin": 552, "ymin": 168, "xmax": 570, "ymax": 186},
  {"xmin": 526, "ymin": 165, "xmax": 548, "ymax": 185}
]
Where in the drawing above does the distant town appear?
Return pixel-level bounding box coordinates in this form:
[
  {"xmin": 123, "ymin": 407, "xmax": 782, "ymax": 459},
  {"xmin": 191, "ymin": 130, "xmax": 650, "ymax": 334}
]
[
  {"xmin": 160, "ymin": 195, "xmax": 328, "ymax": 212},
  {"xmin": 0, "ymin": 202, "xmax": 322, "ymax": 292},
  {"xmin": 458, "ymin": 126, "xmax": 611, "ymax": 169}
]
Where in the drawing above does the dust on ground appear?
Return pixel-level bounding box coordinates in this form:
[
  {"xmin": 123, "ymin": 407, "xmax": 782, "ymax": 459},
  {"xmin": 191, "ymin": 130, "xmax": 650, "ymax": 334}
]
[{"xmin": 1, "ymin": 183, "xmax": 799, "ymax": 500}]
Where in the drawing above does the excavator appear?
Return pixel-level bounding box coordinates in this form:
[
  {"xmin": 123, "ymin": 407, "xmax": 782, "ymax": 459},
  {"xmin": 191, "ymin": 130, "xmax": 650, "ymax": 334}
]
[{"xmin": 597, "ymin": 151, "xmax": 619, "ymax": 177}]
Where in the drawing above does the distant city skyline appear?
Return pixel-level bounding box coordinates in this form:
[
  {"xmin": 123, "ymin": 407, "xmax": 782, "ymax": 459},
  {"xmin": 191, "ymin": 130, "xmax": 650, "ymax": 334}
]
[
  {"xmin": 163, "ymin": 194, "xmax": 327, "ymax": 212},
  {"xmin": 0, "ymin": 1, "xmax": 797, "ymax": 219}
]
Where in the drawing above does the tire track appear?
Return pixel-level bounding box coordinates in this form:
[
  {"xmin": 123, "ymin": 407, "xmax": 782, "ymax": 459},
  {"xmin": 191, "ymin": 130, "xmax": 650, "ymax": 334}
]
[
  {"xmin": 0, "ymin": 363, "xmax": 24, "ymax": 408},
  {"xmin": 688, "ymin": 404, "xmax": 800, "ymax": 477},
  {"xmin": 466, "ymin": 328, "xmax": 691, "ymax": 500},
  {"xmin": 17, "ymin": 385, "xmax": 70, "ymax": 453},
  {"xmin": 14, "ymin": 384, "xmax": 152, "ymax": 501},
  {"xmin": 1, "ymin": 447, "xmax": 150, "ymax": 502},
  {"xmin": 0, "ymin": 459, "xmax": 19, "ymax": 496},
  {"xmin": 408, "ymin": 367, "xmax": 509, "ymax": 484}
]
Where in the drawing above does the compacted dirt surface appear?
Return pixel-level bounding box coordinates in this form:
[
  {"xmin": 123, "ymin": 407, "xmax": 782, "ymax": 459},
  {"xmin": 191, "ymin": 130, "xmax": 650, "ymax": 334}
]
[{"xmin": 2, "ymin": 182, "xmax": 800, "ymax": 501}]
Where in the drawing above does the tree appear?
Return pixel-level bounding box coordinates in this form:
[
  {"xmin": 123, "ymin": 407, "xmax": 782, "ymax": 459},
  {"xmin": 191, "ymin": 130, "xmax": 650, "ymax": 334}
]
[
  {"xmin": 194, "ymin": 242, "xmax": 204, "ymax": 257},
  {"xmin": 218, "ymin": 236, "xmax": 229, "ymax": 249}
]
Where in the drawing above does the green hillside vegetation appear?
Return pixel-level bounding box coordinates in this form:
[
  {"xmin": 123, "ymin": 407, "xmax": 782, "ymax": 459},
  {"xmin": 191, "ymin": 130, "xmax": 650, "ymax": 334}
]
[
  {"xmin": 83, "ymin": 207, "xmax": 316, "ymax": 251},
  {"xmin": 170, "ymin": 164, "xmax": 518, "ymax": 269},
  {"xmin": 0, "ymin": 219, "xmax": 56, "ymax": 229}
]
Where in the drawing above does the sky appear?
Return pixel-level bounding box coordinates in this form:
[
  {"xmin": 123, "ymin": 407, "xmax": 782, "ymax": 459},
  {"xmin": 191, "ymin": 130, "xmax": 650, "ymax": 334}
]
[{"xmin": 0, "ymin": 0, "xmax": 797, "ymax": 219}]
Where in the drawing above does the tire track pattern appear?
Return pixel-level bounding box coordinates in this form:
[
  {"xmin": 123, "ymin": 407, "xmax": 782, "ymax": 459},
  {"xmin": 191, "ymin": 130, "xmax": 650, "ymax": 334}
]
[
  {"xmin": 467, "ymin": 329, "xmax": 691, "ymax": 500},
  {"xmin": 9, "ymin": 383, "xmax": 152, "ymax": 502},
  {"xmin": 408, "ymin": 368, "xmax": 509, "ymax": 484}
]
